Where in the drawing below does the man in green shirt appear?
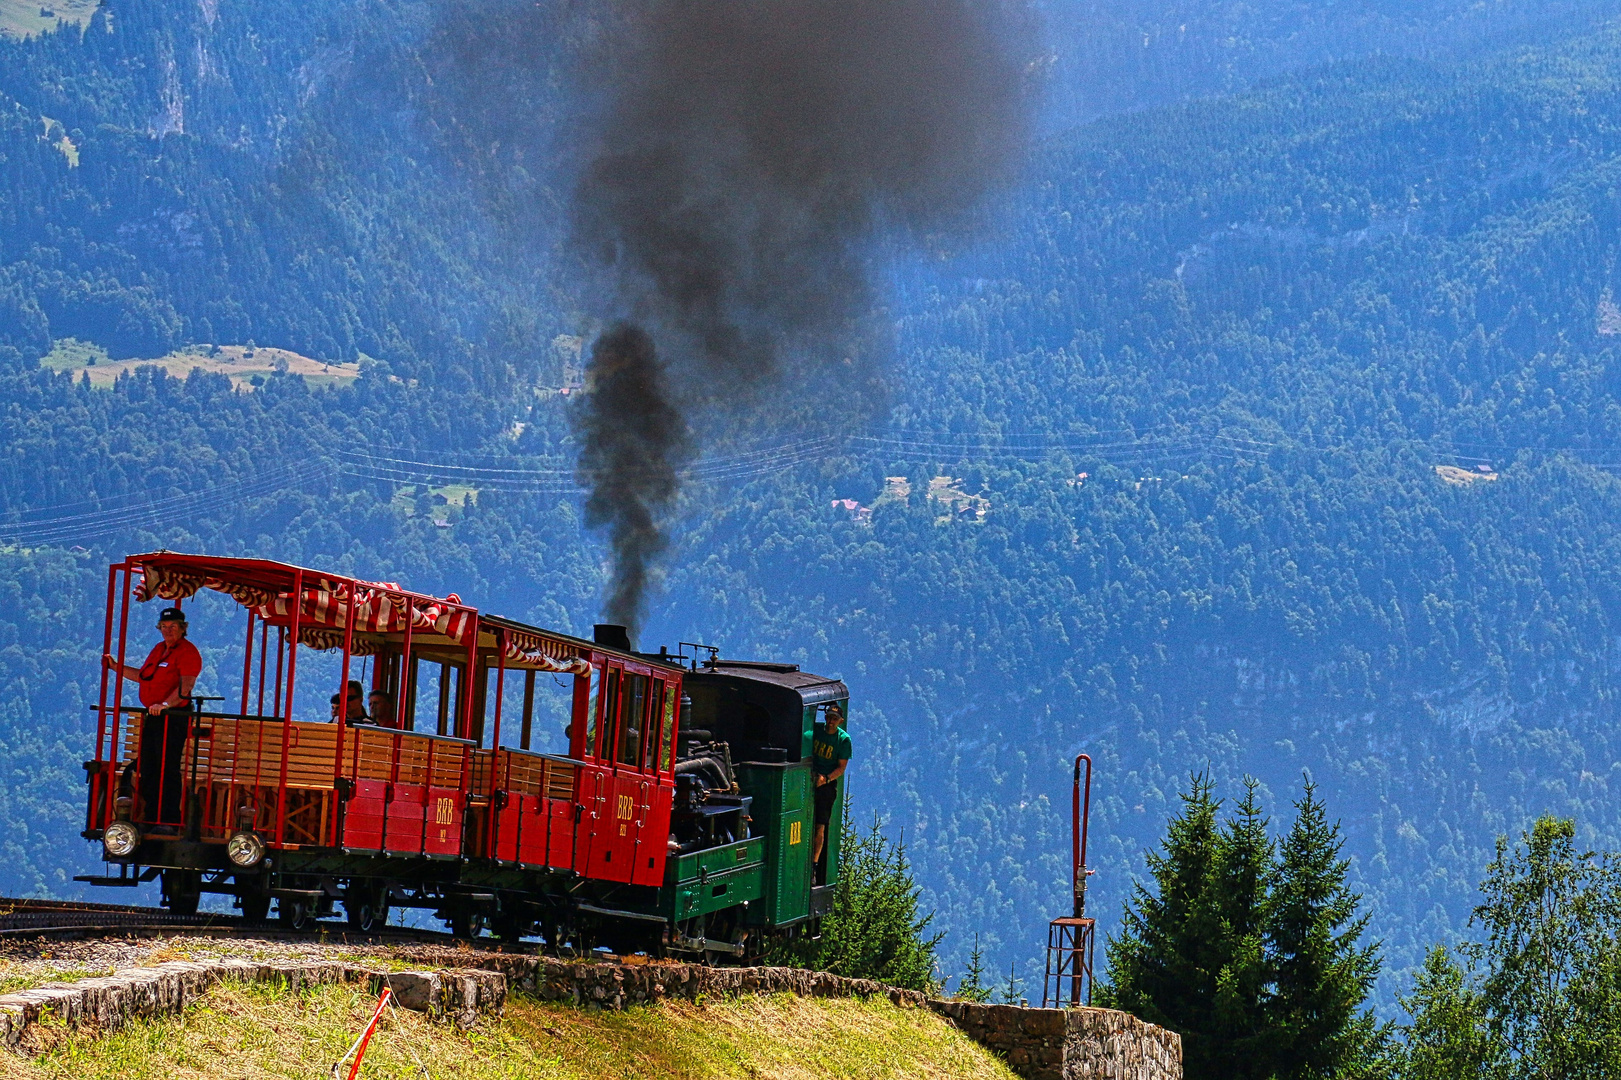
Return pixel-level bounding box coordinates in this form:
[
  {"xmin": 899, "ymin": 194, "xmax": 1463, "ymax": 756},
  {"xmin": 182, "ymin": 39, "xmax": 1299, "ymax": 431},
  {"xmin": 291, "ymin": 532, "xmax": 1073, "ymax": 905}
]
[{"xmin": 812, "ymin": 703, "xmax": 851, "ymax": 869}]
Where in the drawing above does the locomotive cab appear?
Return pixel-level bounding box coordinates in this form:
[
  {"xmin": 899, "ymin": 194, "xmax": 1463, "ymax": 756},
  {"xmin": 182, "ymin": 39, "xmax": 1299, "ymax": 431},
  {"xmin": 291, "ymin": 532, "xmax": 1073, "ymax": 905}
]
[{"xmin": 682, "ymin": 661, "xmax": 848, "ymax": 922}]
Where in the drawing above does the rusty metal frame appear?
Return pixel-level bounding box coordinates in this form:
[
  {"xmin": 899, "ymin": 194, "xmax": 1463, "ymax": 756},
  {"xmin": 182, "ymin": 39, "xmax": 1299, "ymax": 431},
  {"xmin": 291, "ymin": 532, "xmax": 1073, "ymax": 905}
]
[{"xmin": 1042, "ymin": 917, "xmax": 1097, "ymax": 1007}]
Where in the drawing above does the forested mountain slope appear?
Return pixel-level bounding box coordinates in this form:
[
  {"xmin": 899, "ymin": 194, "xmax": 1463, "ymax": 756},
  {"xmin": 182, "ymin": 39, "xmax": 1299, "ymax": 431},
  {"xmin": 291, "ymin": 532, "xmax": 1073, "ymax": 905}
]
[
  {"xmin": 1038, "ymin": 0, "xmax": 1621, "ymax": 123},
  {"xmin": 7, "ymin": 1, "xmax": 1621, "ymax": 1006}
]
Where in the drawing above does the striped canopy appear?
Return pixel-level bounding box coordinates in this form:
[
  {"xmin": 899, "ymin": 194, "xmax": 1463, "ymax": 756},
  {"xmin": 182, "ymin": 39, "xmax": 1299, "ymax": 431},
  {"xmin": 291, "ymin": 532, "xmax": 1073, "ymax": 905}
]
[{"xmin": 135, "ymin": 561, "xmax": 474, "ymax": 646}]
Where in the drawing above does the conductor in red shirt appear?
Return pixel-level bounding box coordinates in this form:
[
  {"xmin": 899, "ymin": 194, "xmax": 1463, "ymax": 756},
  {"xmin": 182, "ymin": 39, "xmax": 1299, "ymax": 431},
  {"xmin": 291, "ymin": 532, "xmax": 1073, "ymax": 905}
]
[{"xmin": 103, "ymin": 606, "xmax": 202, "ymax": 830}]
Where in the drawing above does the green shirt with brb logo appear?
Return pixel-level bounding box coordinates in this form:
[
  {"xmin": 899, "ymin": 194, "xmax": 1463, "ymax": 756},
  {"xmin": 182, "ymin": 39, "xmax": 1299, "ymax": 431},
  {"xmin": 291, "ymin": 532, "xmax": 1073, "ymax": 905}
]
[{"xmin": 812, "ymin": 724, "xmax": 852, "ymax": 777}]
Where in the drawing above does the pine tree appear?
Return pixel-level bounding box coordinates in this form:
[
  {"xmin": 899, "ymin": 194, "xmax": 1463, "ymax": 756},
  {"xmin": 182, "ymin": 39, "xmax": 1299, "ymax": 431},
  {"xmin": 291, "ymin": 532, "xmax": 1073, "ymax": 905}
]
[
  {"xmin": 999, "ymin": 961, "xmax": 1022, "ymax": 1005},
  {"xmin": 1103, "ymin": 774, "xmax": 1382, "ymax": 1080},
  {"xmin": 1208, "ymin": 777, "xmax": 1276, "ymax": 1080},
  {"xmin": 1100, "ymin": 773, "xmax": 1227, "ymax": 1074},
  {"xmin": 956, "ymin": 932, "xmax": 992, "ymax": 1002},
  {"xmin": 1265, "ymin": 780, "xmax": 1383, "ymax": 1080},
  {"xmin": 773, "ymin": 804, "xmax": 943, "ymax": 993}
]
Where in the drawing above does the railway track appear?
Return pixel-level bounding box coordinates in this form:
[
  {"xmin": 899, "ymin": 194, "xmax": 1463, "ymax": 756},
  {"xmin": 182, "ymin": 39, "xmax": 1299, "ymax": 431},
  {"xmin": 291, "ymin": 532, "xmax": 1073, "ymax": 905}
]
[
  {"xmin": 0, "ymin": 897, "xmax": 227, "ymax": 936},
  {"xmin": 0, "ymin": 897, "xmax": 494, "ymax": 947}
]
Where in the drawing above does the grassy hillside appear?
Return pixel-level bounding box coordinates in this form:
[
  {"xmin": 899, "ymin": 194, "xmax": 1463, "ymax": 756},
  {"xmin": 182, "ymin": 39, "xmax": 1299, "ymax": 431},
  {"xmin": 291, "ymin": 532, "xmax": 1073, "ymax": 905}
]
[{"xmin": 5, "ymin": 980, "xmax": 1014, "ymax": 1080}]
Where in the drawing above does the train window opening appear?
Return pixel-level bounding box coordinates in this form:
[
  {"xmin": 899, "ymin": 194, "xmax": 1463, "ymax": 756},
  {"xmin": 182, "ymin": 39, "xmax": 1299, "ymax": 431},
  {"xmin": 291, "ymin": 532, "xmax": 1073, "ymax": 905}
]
[
  {"xmin": 584, "ymin": 667, "xmax": 602, "ymax": 759},
  {"xmin": 411, "ymin": 661, "xmax": 448, "ymax": 733},
  {"xmin": 659, "ymin": 685, "xmax": 677, "ymax": 773},
  {"xmin": 643, "ymin": 678, "xmax": 665, "ymax": 771},
  {"xmin": 120, "ymin": 589, "xmax": 236, "ymax": 716},
  {"xmin": 437, "ymin": 662, "xmax": 452, "ymax": 736},
  {"xmin": 521, "ymin": 670, "xmax": 536, "ymax": 750},
  {"xmin": 599, "ymin": 669, "xmax": 622, "ymax": 760},
  {"xmin": 489, "ymin": 666, "xmax": 574, "ymax": 754},
  {"xmin": 154, "ymin": 589, "xmax": 402, "ymax": 725},
  {"xmin": 370, "ymin": 650, "xmax": 404, "ymax": 727},
  {"xmin": 618, "ymin": 674, "xmax": 647, "ymax": 767},
  {"xmin": 281, "ymin": 646, "xmax": 344, "ymax": 724}
]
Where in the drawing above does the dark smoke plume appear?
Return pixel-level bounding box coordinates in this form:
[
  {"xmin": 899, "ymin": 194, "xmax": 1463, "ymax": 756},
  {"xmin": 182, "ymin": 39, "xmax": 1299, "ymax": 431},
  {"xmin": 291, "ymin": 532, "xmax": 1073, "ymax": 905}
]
[
  {"xmin": 573, "ymin": 324, "xmax": 690, "ymax": 628},
  {"xmin": 569, "ymin": 0, "xmax": 1030, "ymax": 629}
]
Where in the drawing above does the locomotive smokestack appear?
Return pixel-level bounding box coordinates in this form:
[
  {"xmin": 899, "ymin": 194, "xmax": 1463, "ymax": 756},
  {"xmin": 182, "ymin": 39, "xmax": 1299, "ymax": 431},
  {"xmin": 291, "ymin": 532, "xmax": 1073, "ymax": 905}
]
[{"xmin": 593, "ymin": 622, "xmax": 634, "ymax": 653}]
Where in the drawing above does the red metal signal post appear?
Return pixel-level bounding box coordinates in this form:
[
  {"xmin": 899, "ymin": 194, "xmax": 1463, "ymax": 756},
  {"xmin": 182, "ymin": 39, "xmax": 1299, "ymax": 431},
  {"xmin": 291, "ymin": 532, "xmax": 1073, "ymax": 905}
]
[{"xmin": 1043, "ymin": 753, "xmax": 1095, "ymax": 1007}]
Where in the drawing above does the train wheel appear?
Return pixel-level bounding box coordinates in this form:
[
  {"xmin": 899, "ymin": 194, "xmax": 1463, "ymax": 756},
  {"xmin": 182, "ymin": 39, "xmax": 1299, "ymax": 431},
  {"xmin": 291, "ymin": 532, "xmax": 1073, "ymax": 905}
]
[
  {"xmin": 538, "ymin": 918, "xmax": 563, "ymax": 956},
  {"xmin": 236, "ymin": 872, "xmax": 271, "ymax": 923},
  {"xmin": 161, "ymin": 869, "xmax": 200, "ymax": 917},
  {"xmin": 278, "ymin": 897, "xmax": 313, "ymax": 930},
  {"xmin": 449, "ymin": 909, "xmax": 487, "ymax": 940},
  {"xmin": 493, "ymin": 911, "xmax": 529, "ymax": 944},
  {"xmin": 346, "ymin": 889, "xmax": 389, "ymax": 934},
  {"xmin": 240, "ymin": 891, "xmax": 271, "ymax": 924}
]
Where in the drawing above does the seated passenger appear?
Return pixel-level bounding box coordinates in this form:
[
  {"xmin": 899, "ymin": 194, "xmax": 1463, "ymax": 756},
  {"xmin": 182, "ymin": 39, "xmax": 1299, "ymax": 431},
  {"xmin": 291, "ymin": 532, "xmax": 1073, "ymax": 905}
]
[
  {"xmin": 367, "ymin": 690, "xmax": 395, "ymax": 728},
  {"xmin": 103, "ymin": 606, "xmax": 201, "ymax": 831},
  {"xmin": 329, "ymin": 680, "xmax": 367, "ymax": 723}
]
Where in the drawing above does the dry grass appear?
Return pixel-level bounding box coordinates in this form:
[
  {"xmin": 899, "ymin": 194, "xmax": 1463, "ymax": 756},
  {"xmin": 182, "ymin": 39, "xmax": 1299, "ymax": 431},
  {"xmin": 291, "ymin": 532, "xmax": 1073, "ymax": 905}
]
[
  {"xmin": 0, "ymin": 0, "xmax": 97, "ymax": 40},
  {"xmin": 1434, "ymin": 464, "xmax": 1498, "ymax": 485},
  {"xmin": 0, "ymin": 981, "xmax": 1016, "ymax": 1080},
  {"xmin": 926, "ymin": 475, "xmax": 989, "ymax": 522},
  {"xmin": 41, "ymin": 339, "xmax": 360, "ymax": 391}
]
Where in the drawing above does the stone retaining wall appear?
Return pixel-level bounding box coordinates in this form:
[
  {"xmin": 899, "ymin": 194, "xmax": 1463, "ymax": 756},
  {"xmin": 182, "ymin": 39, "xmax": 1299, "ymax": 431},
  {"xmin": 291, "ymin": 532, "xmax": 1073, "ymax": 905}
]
[
  {"xmin": 0, "ymin": 949, "xmax": 1181, "ymax": 1080},
  {"xmin": 0, "ymin": 959, "xmax": 504, "ymax": 1052},
  {"xmin": 398, "ymin": 949, "xmax": 929, "ymax": 1011},
  {"xmin": 409, "ymin": 951, "xmax": 1180, "ymax": 1080},
  {"xmin": 930, "ymin": 1000, "xmax": 1068, "ymax": 1078},
  {"xmin": 1062, "ymin": 1006, "xmax": 1182, "ymax": 1080},
  {"xmin": 929, "ymin": 1000, "xmax": 1182, "ymax": 1080}
]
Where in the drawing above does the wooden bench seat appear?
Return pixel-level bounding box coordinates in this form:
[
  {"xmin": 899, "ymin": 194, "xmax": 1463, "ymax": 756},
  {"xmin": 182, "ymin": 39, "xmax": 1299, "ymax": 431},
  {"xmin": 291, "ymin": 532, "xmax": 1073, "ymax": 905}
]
[{"xmin": 118, "ymin": 713, "xmax": 471, "ymax": 852}]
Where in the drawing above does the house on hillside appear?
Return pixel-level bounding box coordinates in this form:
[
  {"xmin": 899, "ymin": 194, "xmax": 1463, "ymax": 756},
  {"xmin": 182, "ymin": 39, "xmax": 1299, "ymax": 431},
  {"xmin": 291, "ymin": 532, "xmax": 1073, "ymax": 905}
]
[{"xmin": 831, "ymin": 498, "xmax": 872, "ymax": 523}]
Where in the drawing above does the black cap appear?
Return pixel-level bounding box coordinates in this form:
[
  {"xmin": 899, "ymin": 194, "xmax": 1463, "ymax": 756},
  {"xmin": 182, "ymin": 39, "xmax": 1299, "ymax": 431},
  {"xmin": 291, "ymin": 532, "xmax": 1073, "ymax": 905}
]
[{"xmin": 158, "ymin": 606, "xmax": 186, "ymax": 624}]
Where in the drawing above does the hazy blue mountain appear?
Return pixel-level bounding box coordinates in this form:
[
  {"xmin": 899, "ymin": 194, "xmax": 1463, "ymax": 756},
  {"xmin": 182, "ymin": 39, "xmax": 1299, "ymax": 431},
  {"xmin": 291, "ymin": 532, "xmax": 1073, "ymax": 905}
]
[{"xmin": 7, "ymin": 1, "xmax": 1621, "ymax": 1008}]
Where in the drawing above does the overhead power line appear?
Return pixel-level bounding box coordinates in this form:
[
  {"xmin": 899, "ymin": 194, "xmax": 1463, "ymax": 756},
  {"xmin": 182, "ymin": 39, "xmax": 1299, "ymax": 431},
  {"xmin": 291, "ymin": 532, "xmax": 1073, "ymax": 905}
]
[
  {"xmin": 0, "ymin": 461, "xmax": 330, "ymax": 549},
  {"xmin": 9, "ymin": 428, "xmax": 1621, "ymax": 551}
]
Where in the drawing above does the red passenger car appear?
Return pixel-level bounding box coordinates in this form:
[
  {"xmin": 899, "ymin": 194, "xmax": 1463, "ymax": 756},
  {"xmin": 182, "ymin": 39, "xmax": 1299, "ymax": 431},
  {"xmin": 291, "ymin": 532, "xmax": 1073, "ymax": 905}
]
[{"xmin": 82, "ymin": 552, "xmax": 685, "ymax": 939}]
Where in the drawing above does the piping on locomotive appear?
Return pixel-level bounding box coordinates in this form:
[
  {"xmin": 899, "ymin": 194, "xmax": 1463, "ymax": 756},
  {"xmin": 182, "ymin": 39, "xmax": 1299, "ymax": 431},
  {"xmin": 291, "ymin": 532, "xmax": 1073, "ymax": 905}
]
[{"xmin": 79, "ymin": 552, "xmax": 847, "ymax": 957}]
